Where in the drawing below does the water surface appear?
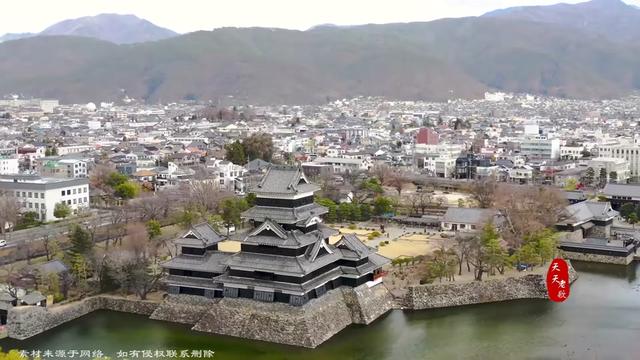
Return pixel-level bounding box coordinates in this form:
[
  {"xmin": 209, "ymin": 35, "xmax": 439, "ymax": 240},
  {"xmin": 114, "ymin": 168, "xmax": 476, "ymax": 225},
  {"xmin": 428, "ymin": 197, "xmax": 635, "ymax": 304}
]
[{"xmin": 2, "ymin": 262, "xmax": 639, "ymax": 359}]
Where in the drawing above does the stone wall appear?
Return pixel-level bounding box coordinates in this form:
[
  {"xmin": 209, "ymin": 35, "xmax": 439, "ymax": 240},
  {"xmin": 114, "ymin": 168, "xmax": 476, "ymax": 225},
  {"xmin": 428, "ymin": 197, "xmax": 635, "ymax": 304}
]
[
  {"xmin": 93, "ymin": 296, "xmax": 159, "ymax": 316},
  {"xmin": 192, "ymin": 287, "xmax": 352, "ymax": 348},
  {"xmin": 6, "ymin": 283, "xmax": 395, "ymax": 348},
  {"xmin": 342, "ymin": 282, "xmax": 395, "ymax": 325},
  {"xmin": 192, "ymin": 283, "xmax": 393, "ymax": 348},
  {"xmin": 150, "ymin": 295, "xmax": 217, "ymax": 325},
  {"xmin": 406, "ymin": 275, "xmax": 548, "ymax": 310},
  {"xmin": 7, "ymin": 296, "xmax": 159, "ymax": 340},
  {"xmin": 406, "ymin": 261, "xmax": 579, "ymax": 310},
  {"xmin": 561, "ymin": 250, "xmax": 633, "ymax": 265}
]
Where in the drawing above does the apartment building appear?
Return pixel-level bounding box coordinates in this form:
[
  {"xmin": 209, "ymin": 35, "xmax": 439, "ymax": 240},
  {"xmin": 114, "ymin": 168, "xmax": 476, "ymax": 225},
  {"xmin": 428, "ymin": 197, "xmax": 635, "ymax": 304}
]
[
  {"xmin": 0, "ymin": 157, "xmax": 19, "ymax": 175},
  {"xmin": 0, "ymin": 176, "xmax": 90, "ymax": 221},
  {"xmin": 597, "ymin": 137, "xmax": 640, "ymax": 180},
  {"xmin": 520, "ymin": 136, "xmax": 561, "ymax": 160},
  {"xmin": 37, "ymin": 158, "xmax": 88, "ymax": 178}
]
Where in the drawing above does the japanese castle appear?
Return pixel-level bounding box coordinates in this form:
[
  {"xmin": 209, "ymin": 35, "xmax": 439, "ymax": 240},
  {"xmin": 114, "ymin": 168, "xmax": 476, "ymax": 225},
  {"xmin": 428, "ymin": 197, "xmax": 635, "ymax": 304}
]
[{"xmin": 162, "ymin": 165, "xmax": 389, "ymax": 306}]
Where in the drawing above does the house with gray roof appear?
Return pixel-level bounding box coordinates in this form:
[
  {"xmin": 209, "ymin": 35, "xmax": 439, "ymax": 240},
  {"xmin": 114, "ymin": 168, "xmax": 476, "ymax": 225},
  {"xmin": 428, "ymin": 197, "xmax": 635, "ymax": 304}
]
[
  {"xmin": 162, "ymin": 165, "xmax": 389, "ymax": 306},
  {"xmin": 441, "ymin": 207, "xmax": 503, "ymax": 232},
  {"xmin": 556, "ymin": 201, "xmax": 618, "ymax": 240},
  {"xmin": 556, "ymin": 201, "xmax": 639, "ymax": 265},
  {"xmin": 602, "ymin": 183, "xmax": 640, "ymax": 210}
]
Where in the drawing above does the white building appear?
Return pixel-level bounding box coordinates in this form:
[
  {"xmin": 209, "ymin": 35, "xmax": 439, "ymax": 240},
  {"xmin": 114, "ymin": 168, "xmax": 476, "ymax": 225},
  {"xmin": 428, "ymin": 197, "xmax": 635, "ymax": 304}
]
[
  {"xmin": 560, "ymin": 145, "xmax": 585, "ymax": 160},
  {"xmin": 422, "ymin": 157, "xmax": 456, "ymax": 178},
  {"xmin": 597, "ymin": 136, "xmax": 640, "ymax": 180},
  {"xmin": 206, "ymin": 159, "xmax": 247, "ymax": 193},
  {"xmin": 0, "ymin": 157, "xmax": 19, "ymax": 175},
  {"xmin": 508, "ymin": 165, "xmax": 534, "ymax": 184},
  {"xmin": 309, "ymin": 157, "xmax": 372, "ymax": 174},
  {"xmin": 484, "ymin": 92, "xmax": 506, "ymax": 102},
  {"xmin": 414, "ymin": 143, "xmax": 464, "ymax": 161},
  {"xmin": 413, "ymin": 143, "xmax": 463, "ymax": 178},
  {"xmin": 38, "ymin": 159, "xmax": 88, "ymax": 178},
  {"xmin": 520, "ymin": 136, "xmax": 561, "ymax": 160},
  {"xmin": 57, "ymin": 145, "xmax": 94, "ymax": 156},
  {"xmin": 0, "ymin": 176, "xmax": 90, "ymax": 221},
  {"xmin": 587, "ymin": 157, "xmax": 630, "ymax": 183},
  {"xmin": 523, "ymin": 124, "xmax": 540, "ymax": 136}
]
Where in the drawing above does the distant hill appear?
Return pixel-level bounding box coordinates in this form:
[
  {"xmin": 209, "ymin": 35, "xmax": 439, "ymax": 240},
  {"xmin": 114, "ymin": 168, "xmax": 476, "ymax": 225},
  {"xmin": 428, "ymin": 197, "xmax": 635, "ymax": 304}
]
[
  {"xmin": 484, "ymin": 0, "xmax": 640, "ymax": 42},
  {"xmin": 0, "ymin": 33, "xmax": 34, "ymax": 43},
  {"xmin": 39, "ymin": 14, "xmax": 178, "ymax": 44},
  {"xmin": 0, "ymin": 14, "xmax": 177, "ymax": 45},
  {"xmin": 2, "ymin": 1, "xmax": 640, "ymax": 104}
]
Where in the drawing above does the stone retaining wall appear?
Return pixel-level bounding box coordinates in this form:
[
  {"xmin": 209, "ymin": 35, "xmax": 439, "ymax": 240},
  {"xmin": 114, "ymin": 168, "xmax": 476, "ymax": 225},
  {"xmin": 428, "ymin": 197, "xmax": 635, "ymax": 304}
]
[
  {"xmin": 7, "ymin": 296, "xmax": 159, "ymax": 340},
  {"xmin": 193, "ymin": 289, "xmax": 352, "ymax": 348},
  {"xmin": 406, "ymin": 274, "xmax": 548, "ymax": 310},
  {"xmin": 150, "ymin": 295, "xmax": 217, "ymax": 325},
  {"xmin": 191, "ymin": 283, "xmax": 394, "ymax": 348},
  {"xmin": 7, "ymin": 265, "xmax": 580, "ymax": 347},
  {"xmin": 406, "ymin": 261, "xmax": 579, "ymax": 310},
  {"xmin": 561, "ymin": 250, "xmax": 634, "ymax": 265},
  {"xmin": 6, "ymin": 284, "xmax": 395, "ymax": 348},
  {"xmin": 342, "ymin": 281, "xmax": 395, "ymax": 325}
]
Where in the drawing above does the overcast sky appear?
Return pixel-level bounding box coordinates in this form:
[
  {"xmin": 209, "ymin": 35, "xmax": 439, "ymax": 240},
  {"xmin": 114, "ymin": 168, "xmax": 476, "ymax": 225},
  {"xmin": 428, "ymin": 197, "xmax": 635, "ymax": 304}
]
[{"xmin": 0, "ymin": 0, "xmax": 638, "ymax": 34}]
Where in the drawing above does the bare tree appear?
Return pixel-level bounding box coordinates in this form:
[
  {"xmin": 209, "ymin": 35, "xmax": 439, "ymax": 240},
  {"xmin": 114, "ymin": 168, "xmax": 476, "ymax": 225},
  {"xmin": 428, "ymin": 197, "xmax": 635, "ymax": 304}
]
[
  {"xmin": 128, "ymin": 193, "xmax": 171, "ymax": 221},
  {"xmin": 0, "ymin": 191, "xmax": 21, "ymax": 234},
  {"xmin": 106, "ymin": 208, "xmax": 127, "ymax": 248},
  {"xmin": 466, "ymin": 235, "xmax": 487, "ymax": 281},
  {"xmin": 84, "ymin": 217, "xmax": 101, "ymax": 245},
  {"xmin": 386, "ymin": 172, "xmax": 409, "ymax": 196},
  {"xmin": 494, "ymin": 184, "xmax": 567, "ymax": 247},
  {"xmin": 89, "ymin": 163, "xmax": 117, "ymax": 194},
  {"xmin": 417, "ymin": 192, "xmax": 433, "ymax": 215},
  {"xmin": 42, "ymin": 233, "xmax": 52, "ymax": 261},
  {"xmin": 371, "ymin": 164, "xmax": 395, "ymax": 185},
  {"xmin": 124, "ymin": 223, "xmax": 154, "ymax": 260},
  {"xmin": 106, "ymin": 222, "xmax": 164, "ymax": 300},
  {"xmin": 468, "ymin": 176, "xmax": 498, "ymax": 209},
  {"xmin": 187, "ymin": 181, "xmax": 230, "ymax": 214},
  {"xmin": 453, "ymin": 234, "xmax": 473, "ymax": 276}
]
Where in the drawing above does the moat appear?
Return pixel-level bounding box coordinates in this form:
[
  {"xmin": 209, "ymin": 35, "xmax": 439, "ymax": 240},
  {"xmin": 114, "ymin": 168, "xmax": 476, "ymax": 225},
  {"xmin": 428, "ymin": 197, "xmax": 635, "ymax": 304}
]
[{"xmin": 2, "ymin": 261, "xmax": 639, "ymax": 359}]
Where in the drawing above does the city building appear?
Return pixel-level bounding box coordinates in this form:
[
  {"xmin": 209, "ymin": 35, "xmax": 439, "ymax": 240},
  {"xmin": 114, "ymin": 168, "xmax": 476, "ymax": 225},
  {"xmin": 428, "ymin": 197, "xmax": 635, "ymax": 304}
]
[
  {"xmin": 162, "ymin": 166, "xmax": 389, "ymax": 305},
  {"xmin": 0, "ymin": 175, "xmax": 90, "ymax": 221},
  {"xmin": 586, "ymin": 157, "xmax": 630, "ymax": 183},
  {"xmin": 309, "ymin": 157, "xmax": 372, "ymax": 174},
  {"xmin": 597, "ymin": 137, "xmax": 640, "ymax": 181},
  {"xmin": 520, "ymin": 136, "xmax": 561, "ymax": 160},
  {"xmin": 0, "ymin": 157, "xmax": 19, "ymax": 175},
  {"xmin": 37, "ymin": 158, "xmax": 88, "ymax": 178},
  {"xmin": 454, "ymin": 154, "xmax": 492, "ymax": 179},
  {"xmin": 415, "ymin": 128, "xmax": 439, "ymax": 145}
]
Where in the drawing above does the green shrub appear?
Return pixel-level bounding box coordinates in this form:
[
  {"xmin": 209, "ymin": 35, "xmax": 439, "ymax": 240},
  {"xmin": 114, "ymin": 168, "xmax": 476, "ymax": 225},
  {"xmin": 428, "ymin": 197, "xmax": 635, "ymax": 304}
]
[{"xmin": 348, "ymin": 223, "xmax": 357, "ymax": 230}]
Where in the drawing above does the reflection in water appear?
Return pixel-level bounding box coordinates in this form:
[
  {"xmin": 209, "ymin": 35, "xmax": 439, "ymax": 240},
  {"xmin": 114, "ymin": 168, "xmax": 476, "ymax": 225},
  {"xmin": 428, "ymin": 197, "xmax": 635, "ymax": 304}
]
[{"xmin": 1, "ymin": 261, "xmax": 639, "ymax": 360}]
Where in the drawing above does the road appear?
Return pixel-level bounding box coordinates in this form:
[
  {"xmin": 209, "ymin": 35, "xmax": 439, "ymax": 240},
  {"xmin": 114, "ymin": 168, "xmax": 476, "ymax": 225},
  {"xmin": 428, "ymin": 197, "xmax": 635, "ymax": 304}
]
[{"xmin": 0, "ymin": 209, "xmax": 114, "ymax": 249}]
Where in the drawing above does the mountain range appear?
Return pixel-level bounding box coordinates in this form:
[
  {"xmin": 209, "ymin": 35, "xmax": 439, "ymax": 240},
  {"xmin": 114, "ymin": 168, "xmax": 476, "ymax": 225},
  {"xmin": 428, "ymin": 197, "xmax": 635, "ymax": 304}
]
[
  {"xmin": 1, "ymin": 0, "xmax": 640, "ymax": 104},
  {"xmin": 484, "ymin": 0, "xmax": 640, "ymax": 43},
  {"xmin": 0, "ymin": 14, "xmax": 177, "ymax": 44}
]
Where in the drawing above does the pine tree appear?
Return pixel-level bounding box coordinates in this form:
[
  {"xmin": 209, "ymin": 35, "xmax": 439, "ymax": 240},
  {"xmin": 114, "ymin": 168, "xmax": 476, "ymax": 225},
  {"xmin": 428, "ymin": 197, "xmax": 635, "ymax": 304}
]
[
  {"xmin": 582, "ymin": 167, "xmax": 595, "ymax": 187},
  {"xmin": 69, "ymin": 225, "xmax": 93, "ymax": 256}
]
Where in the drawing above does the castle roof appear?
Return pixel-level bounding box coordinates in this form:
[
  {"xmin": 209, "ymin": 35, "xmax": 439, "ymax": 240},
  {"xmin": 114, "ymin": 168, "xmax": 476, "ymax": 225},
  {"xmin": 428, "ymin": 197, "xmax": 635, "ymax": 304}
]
[{"xmin": 252, "ymin": 165, "xmax": 319, "ymax": 195}]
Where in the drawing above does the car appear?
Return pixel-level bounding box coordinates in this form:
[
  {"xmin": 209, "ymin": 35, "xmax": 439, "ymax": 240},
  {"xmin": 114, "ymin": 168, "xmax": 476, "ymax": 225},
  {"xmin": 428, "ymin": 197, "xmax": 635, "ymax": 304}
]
[{"xmin": 0, "ymin": 239, "xmax": 7, "ymax": 247}]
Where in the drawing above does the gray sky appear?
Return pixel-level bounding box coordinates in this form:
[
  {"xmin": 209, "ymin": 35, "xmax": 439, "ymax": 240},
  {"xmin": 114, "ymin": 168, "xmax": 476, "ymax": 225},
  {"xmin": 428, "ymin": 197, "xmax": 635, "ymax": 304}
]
[{"xmin": 1, "ymin": 0, "xmax": 638, "ymax": 34}]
